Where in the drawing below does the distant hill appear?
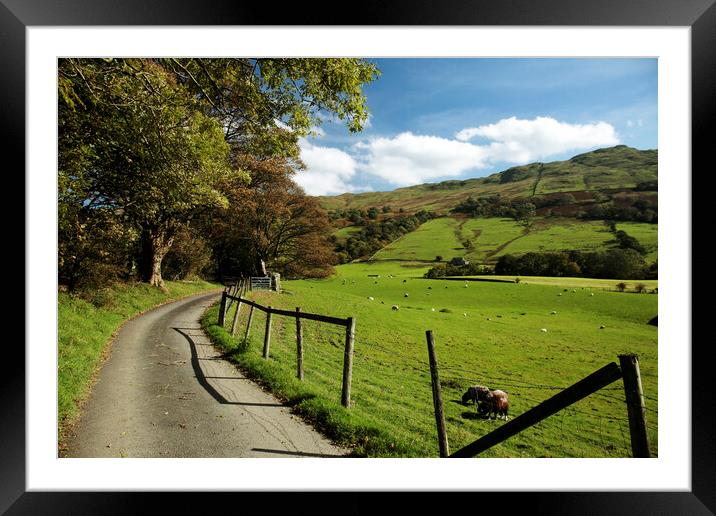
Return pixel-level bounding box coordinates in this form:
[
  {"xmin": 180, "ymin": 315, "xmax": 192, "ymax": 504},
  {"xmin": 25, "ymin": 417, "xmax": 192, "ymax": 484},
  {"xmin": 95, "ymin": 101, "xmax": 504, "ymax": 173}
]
[{"xmin": 317, "ymin": 145, "xmax": 657, "ymax": 213}]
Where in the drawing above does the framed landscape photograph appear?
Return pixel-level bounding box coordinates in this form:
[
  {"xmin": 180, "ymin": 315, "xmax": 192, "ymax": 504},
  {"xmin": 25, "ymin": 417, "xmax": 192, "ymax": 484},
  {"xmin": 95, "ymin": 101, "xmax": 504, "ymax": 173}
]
[{"xmin": 7, "ymin": 0, "xmax": 711, "ymax": 512}]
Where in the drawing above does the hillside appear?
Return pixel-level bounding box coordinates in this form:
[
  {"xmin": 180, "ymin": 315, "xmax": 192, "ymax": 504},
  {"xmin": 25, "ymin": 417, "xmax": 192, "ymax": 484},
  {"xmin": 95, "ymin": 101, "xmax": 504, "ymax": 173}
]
[
  {"xmin": 317, "ymin": 145, "xmax": 657, "ymax": 213},
  {"xmin": 371, "ymin": 216, "xmax": 658, "ymax": 264}
]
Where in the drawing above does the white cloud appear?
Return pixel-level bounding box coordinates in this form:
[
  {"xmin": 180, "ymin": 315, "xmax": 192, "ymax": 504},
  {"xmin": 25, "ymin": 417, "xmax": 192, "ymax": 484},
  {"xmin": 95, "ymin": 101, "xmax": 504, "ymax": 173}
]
[
  {"xmin": 455, "ymin": 116, "xmax": 619, "ymax": 162},
  {"xmin": 357, "ymin": 132, "xmax": 490, "ymax": 186},
  {"xmin": 295, "ymin": 116, "xmax": 621, "ymax": 194},
  {"xmin": 294, "ymin": 138, "xmax": 359, "ymax": 196}
]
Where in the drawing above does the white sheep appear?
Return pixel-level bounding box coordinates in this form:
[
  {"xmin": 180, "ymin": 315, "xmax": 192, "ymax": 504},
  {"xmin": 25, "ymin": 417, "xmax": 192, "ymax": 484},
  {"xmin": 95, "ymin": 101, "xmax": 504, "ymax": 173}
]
[
  {"xmin": 551, "ymin": 310, "xmax": 557, "ymax": 315},
  {"xmin": 404, "ymin": 293, "xmax": 409, "ymax": 297},
  {"xmin": 367, "ymin": 296, "xmax": 374, "ymax": 301},
  {"xmin": 541, "ymin": 328, "xmax": 548, "ymax": 332},
  {"xmin": 392, "ymin": 305, "xmax": 399, "ymax": 311}
]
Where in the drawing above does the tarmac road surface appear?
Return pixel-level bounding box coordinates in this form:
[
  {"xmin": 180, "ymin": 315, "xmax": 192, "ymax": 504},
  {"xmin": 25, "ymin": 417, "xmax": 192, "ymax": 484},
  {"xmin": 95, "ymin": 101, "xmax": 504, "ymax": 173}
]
[{"xmin": 63, "ymin": 291, "xmax": 348, "ymax": 458}]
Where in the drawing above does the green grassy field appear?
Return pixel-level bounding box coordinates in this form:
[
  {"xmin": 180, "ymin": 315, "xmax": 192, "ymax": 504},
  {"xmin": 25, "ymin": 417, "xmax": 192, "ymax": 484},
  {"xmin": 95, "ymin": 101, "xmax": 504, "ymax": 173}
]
[
  {"xmin": 616, "ymin": 222, "xmax": 659, "ymax": 263},
  {"xmin": 58, "ymin": 279, "xmax": 221, "ymax": 445},
  {"xmin": 373, "ymin": 218, "xmax": 465, "ymax": 262},
  {"xmin": 371, "ymin": 216, "xmax": 656, "ymax": 265},
  {"xmin": 463, "ymin": 275, "xmax": 658, "ymax": 292},
  {"xmin": 490, "ymin": 219, "xmax": 616, "ymax": 258},
  {"xmin": 204, "ymin": 261, "xmax": 658, "ymax": 458},
  {"xmin": 333, "ymin": 225, "xmax": 362, "ymax": 241}
]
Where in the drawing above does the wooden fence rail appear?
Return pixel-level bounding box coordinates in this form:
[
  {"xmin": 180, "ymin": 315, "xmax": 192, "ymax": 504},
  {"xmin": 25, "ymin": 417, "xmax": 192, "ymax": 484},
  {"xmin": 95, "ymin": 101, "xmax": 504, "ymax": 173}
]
[
  {"xmin": 217, "ymin": 293, "xmax": 356, "ymax": 408},
  {"xmin": 450, "ymin": 362, "xmax": 623, "ymax": 458},
  {"xmin": 424, "ymin": 331, "xmax": 651, "ymax": 458}
]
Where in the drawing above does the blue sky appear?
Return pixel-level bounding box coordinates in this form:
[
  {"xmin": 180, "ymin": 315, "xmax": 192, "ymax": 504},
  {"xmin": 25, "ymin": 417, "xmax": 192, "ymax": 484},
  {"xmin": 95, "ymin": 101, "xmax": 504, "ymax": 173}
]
[{"xmin": 295, "ymin": 58, "xmax": 657, "ymax": 196}]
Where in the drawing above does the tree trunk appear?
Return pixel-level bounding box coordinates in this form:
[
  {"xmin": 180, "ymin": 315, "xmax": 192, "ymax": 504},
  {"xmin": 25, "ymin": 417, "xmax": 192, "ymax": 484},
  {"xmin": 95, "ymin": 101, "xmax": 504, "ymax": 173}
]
[{"xmin": 139, "ymin": 225, "xmax": 175, "ymax": 288}]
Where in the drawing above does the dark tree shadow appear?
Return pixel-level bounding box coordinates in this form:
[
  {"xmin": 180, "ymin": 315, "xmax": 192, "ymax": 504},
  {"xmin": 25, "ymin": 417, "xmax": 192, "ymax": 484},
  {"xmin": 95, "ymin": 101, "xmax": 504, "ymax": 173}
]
[{"xmin": 173, "ymin": 327, "xmax": 283, "ymax": 408}]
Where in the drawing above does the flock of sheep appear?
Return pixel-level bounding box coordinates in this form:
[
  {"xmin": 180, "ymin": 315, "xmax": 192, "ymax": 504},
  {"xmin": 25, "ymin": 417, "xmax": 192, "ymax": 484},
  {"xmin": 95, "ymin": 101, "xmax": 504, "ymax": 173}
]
[{"xmin": 345, "ymin": 275, "xmax": 606, "ymax": 333}]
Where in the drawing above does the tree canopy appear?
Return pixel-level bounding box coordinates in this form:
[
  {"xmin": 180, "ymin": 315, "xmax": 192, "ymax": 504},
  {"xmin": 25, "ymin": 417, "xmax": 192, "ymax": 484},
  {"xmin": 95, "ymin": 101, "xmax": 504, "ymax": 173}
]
[{"xmin": 58, "ymin": 57, "xmax": 379, "ymax": 288}]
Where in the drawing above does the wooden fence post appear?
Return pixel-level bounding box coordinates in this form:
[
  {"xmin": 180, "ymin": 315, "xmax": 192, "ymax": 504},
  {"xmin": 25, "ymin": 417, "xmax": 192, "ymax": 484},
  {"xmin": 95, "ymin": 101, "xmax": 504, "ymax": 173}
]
[
  {"xmin": 244, "ymin": 305, "xmax": 254, "ymax": 340},
  {"xmin": 450, "ymin": 361, "xmax": 623, "ymax": 458},
  {"xmin": 230, "ymin": 297, "xmax": 242, "ymax": 336},
  {"xmin": 426, "ymin": 330, "xmax": 450, "ymax": 457},
  {"xmin": 296, "ymin": 307, "xmax": 304, "ymax": 380},
  {"xmin": 218, "ymin": 291, "xmax": 227, "ymax": 326},
  {"xmin": 341, "ymin": 317, "xmax": 356, "ymax": 408},
  {"xmin": 618, "ymin": 354, "xmax": 651, "ymax": 458},
  {"xmin": 263, "ymin": 307, "xmax": 273, "ymax": 359}
]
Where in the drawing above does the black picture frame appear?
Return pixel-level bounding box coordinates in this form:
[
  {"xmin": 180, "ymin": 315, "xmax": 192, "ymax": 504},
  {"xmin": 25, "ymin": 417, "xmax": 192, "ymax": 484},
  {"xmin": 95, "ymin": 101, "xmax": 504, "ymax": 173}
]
[{"xmin": 4, "ymin": 0, "xmax": 710, "ymax": 513}]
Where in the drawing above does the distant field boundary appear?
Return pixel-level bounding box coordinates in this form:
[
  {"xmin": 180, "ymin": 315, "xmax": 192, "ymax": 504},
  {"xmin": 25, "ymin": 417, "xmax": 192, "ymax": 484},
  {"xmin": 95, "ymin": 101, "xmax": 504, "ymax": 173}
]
[{"xmin": 431, "ymin": 277, "xmax": 516, "ymax": 284}]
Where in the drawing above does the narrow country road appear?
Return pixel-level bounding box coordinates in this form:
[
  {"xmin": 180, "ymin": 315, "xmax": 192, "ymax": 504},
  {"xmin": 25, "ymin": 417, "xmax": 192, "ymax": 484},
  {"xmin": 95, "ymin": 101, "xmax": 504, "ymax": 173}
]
[{"xmin": 63, "ymin": 291, "xmax": 348, "ymax": 458}]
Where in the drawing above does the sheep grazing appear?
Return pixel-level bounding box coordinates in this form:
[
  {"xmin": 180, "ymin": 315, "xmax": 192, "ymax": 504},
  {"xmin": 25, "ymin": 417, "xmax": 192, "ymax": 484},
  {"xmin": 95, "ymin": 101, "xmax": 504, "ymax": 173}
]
[
  {"xmin": 391, "ymin": 305, "xmax": 399, "ymax": 311},
  {"xmin": 462, "ymin": 386, "xmax": 510, "ymax": 420},
  {"xmin": 541, "ymin": 328, "xmax": 548, "ymax": 332},
  {"xmin": 431, "ymin": 308, "xmax": 436, "ymax": 312},
  {"xmin": 404, "ymin": 293, "xmax": 409, "ymax": 298},
  {"xmin": 367, "ymin": 296, "xmax": 374, "ymax": 301},
  {"xmin": 481, "ymin": 389, "xmax": 510, "ymax": 420},
  {"xmin": 551, "ymin": 310, "xmax": 557, "ymax": 315},
  {"xmin": 403, "ymin": 279, "xmax": 407, "ymax": 283},
  {"xmin": 462, "ymin": 385, "xmax": 490, "ymax": 406}
]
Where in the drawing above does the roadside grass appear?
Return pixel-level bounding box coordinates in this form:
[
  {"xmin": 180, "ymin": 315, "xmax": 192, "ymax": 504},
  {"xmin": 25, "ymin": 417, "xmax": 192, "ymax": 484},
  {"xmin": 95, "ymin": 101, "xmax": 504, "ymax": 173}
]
[
  {"xmin": 201, "ymin": 305, "xmax": 414, "ymax": 457},
  {"xmin": 202, "ymin": 261, "xmax": 658, "ymax": 458},
  {"xmin": 58, "ymin": 279, "xmax": 221, "ymax": 445}
]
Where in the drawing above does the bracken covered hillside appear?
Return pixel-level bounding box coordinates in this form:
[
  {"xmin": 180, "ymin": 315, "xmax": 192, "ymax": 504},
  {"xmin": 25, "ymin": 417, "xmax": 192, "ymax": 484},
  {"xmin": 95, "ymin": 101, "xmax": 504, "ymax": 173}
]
[{"xmin": 317, "ymin": 145, "xmax": 657, "ymax": 213}]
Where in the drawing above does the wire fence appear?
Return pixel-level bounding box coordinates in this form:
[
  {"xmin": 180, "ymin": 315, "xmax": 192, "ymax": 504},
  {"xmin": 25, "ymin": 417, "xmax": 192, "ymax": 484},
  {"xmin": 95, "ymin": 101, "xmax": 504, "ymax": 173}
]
[{"xmin": 215, "ymin": 288, "xmax": 657, "ymax": 457}]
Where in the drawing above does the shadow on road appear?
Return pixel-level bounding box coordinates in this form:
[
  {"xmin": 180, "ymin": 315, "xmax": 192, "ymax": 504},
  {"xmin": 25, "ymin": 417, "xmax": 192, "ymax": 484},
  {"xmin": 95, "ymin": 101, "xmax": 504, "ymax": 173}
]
[
  {"xmin": 251, "ymin": 448, "xmax": 345, "ymax": 458},
  {"xmin": 173, "ymin": 327, "xmax": 284, "ymax": 408}
]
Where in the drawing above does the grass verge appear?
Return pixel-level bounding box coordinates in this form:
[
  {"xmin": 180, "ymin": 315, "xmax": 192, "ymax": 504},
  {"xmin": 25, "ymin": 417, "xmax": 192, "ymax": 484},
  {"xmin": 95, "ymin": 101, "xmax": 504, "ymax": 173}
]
[
  {"xmin": 200, "ymin": 303, "xmax": 413, "ymax": 457},
  {"xmin": 58, "ymin": 279, "xmax": 222, "ymax": 448}
]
